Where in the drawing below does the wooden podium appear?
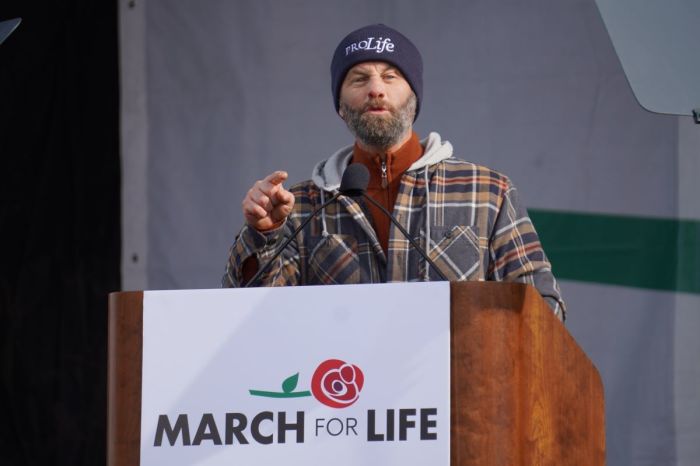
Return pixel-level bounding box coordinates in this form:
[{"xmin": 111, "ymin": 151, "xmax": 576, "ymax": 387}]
[{"xmin": 108, "ymin": 282, "xmax": 605, "ymax": 465}]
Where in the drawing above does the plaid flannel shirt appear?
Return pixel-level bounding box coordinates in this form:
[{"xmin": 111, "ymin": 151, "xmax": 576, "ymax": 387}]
[{"xmin": 223, "ymin": 132, "xmax": 566, "ymax": 320}]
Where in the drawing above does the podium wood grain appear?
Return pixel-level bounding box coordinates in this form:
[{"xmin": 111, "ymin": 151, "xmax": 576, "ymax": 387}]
[
  {"xmin": 450, "ymin": 282, "xmax": 605, "ymax": 465},
  {"xmin": 108, "ymin": 291, "xmax": 143, "ymax": 466}
]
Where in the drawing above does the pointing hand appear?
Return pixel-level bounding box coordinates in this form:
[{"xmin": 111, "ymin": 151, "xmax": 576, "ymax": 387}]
[{"xmin": 242, "ymin": 171, "xmax": 295, "ymax": 231}]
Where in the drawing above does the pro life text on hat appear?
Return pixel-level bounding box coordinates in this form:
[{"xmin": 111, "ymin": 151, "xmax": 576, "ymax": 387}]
[{"xmin": 345, "ymin": 37, "xmax": 395, "ymax": 56}]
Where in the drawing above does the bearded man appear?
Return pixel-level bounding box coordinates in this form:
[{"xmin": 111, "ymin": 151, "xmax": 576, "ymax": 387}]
[{"xmin": 222, "ymin": 24, "xmax": 566, "ymax": 320}]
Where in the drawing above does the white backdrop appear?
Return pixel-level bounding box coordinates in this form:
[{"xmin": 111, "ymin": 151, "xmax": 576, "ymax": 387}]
[{"xmin": 119, "ymin": 1, "xmax": 700, "ymax": 464}]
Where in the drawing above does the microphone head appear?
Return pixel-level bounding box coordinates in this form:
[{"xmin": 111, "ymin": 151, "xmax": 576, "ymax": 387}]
[{"xmin": 339, "ymin": 163, "xmax": 369, "ymax": 197}]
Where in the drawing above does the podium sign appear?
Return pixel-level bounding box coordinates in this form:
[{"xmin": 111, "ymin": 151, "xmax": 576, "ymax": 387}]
[{"xmin": 139, "ymin": 282, "xmax": 450, "ymax": 465}]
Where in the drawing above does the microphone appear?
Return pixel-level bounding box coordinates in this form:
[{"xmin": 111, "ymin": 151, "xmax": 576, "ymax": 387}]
[
  {"xmin": 244, "ymin": 164, "xmax": 370, "ymax": 287},
  {"xmin": 346, "ymin": 164, "xmax": 448, "ymax": 281},
  {"xmin": 339, "ymin": 163, "xmax": 369, "ymax": 197}
]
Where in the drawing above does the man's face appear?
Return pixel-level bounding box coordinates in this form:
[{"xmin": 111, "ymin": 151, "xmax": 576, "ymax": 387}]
[{"xmin": 338, "ymin": 61, "xmax": 416, "ymax": 150}]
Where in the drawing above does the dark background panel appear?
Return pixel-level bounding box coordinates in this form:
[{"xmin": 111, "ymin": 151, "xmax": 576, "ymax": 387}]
[{"xmin": 0, "ymin": 1, "xmax": 119, "ymax": 464}]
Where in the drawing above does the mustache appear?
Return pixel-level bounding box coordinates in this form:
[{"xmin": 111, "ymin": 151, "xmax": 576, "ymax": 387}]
[{"xmin": 362, "ymin": 99, "xmax": 396, "ymax": 113}]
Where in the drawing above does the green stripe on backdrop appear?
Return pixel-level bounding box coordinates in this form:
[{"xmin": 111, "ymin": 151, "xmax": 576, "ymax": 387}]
[{"xmin": 529, "ymin": 209, "xmax": 700, "ymax": 294}]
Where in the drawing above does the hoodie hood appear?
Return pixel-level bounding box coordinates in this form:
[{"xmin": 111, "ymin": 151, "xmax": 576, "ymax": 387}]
[{"xmin": 311, "ymin": 132, "xmax": 453, "ymax": 191}]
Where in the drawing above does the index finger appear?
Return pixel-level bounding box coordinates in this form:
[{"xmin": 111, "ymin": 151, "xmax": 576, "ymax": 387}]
[{"xmin": 263, "ymin": 171, "xmax": 288, "ymax": 186}]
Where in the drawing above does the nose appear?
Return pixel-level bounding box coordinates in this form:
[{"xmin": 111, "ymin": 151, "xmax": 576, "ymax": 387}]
[{"xmin": 367, "ymin": 76, "xmax": 386, "ymax": 99}]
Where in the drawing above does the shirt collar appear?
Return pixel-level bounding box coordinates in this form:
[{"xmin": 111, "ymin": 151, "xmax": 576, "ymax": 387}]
[{"xmin": 351, "ymin": 131, "xmax": 424, "ymax": 187}]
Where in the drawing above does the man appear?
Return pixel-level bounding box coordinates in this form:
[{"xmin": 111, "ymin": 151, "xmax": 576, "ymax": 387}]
[{"xmin": 222, "ymin": 24, "xmax": 565, "ymax": 320}]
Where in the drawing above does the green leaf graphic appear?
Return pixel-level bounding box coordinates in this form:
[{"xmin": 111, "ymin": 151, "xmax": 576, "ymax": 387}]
[{"xmin": 282, "ymin": 373, "xmax": 299, "ymax": 394}]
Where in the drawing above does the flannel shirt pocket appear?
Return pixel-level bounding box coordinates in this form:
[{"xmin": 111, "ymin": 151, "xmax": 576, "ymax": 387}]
[
  {"xmin": 307, "ymin": 234, "xmax": 361, "ymax": 285},
  {"xmin": 427, "ymin": 225, "xmax": 482, "ymax": 281}
]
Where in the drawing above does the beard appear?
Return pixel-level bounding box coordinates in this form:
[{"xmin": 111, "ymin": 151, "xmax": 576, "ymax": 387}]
[{"xmin": 340, "ymin": 93, "xmax": 416, "ymax": 150}]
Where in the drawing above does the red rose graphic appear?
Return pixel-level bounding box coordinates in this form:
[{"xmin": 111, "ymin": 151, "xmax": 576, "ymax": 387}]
[{"xmin": 311, "ymin": 359, "xmax": 364, "ymax": 408}]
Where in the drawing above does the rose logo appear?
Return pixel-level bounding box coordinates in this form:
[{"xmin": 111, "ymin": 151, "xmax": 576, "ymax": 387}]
[{"xmin": 311, "ymin": 359, "xmax": 364, "ymax": 408}]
